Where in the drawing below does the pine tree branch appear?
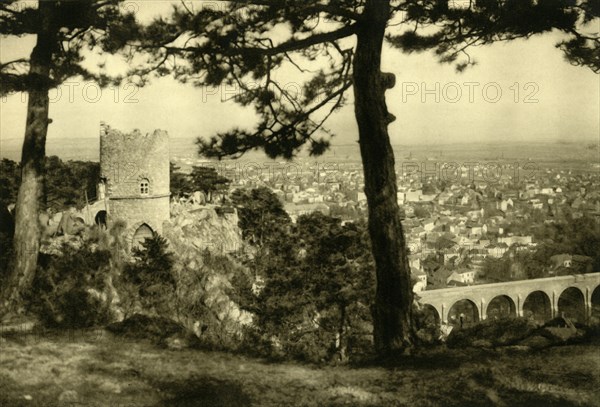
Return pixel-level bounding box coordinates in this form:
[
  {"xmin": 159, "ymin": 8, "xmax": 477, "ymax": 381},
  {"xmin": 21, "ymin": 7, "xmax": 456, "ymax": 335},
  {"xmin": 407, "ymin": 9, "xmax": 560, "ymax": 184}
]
[
  {"xmin": 155, "ymin": 23, "xmax": 358, "ymax": 58},
  {"xmin": 210, "ymin": 0, "xmax": 363, "ymax": 22}
]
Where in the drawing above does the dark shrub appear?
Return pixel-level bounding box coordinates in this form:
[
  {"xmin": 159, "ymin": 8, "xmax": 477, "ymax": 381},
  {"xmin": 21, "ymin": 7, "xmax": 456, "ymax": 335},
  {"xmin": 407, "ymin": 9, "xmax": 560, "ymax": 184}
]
[
  {"xmin": 29, "ymin": 243, "xmax": 113, "ymax": 328},
  {"xmin": 106, "ymin": 313, "xmax": 186, "ymax": 342},
  {"xmin": 121, "ymin": 232, "xmax": 175, "ymax": 316},
  {"xmin": 580, "ymin": 323, "xmax": 600, "ymax": 342},
  {"xmin": 414, "ymin": 304, "xmax": 442, "ymax": 345},
  {"xmin": 0, "ymin": 229, "xmax": 13, "ymax": 286},
  {"xmin": 446, "ymin": 318, "xmax": 538, "ymax": 348}
]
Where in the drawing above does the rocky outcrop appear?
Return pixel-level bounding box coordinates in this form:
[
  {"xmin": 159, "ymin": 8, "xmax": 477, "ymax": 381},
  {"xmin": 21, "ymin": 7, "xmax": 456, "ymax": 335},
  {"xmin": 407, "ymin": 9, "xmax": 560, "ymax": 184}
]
[
  {"xmin": 162, "ymin": 204, "xmax": 253, "ymax": 344},
  {"xmin": 34, "ymin": 203, "xmax": 252, "ymax": 347},
  {"xmin": 165, "ymin": 203, "xmax": 243, "ymax": 254}
]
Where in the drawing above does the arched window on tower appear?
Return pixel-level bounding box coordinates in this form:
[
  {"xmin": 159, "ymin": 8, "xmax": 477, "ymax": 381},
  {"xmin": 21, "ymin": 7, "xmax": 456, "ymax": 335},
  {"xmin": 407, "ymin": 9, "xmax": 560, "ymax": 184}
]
[{"xmin": 140, "ymin": 178, "xmax": 149, "ymax": 195}]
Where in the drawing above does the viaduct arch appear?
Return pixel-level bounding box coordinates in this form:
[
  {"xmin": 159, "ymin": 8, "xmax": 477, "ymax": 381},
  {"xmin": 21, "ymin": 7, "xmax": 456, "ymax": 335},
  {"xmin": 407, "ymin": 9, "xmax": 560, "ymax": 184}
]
[{"xmin": 418, "ymin": 273, "xmax": 600, "ymax": 325}]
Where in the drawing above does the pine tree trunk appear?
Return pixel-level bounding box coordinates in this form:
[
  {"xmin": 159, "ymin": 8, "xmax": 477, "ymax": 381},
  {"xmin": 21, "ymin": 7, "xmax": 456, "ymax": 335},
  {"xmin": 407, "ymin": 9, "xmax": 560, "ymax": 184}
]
[
  {"xmin": 353, "ymin": 0, "xmax": 415, "ymax": 355},
  {"xmin": 0, "ymin": 3, "xmax": 55, "ymax": 316}
]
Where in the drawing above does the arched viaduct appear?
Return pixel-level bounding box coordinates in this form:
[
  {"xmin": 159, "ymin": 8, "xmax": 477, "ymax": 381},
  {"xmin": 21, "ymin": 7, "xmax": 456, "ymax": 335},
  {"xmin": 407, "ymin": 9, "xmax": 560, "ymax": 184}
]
[{"xmin": 418, "ymin": 273, "xmax": 600, "ymax": 324}]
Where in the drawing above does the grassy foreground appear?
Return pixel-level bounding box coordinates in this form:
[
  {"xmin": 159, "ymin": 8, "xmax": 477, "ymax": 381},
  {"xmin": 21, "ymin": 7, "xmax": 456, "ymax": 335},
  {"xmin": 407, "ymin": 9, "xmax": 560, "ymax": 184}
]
[{"xmin": 0, "ymin": 330, "xmax": 599, "ymax": 407}]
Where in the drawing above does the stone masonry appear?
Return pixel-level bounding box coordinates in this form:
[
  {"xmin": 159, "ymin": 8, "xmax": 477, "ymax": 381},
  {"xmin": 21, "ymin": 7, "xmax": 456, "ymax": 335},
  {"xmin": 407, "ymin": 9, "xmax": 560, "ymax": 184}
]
[{"xmin": 99, "ymin": 122, "xmax": 170, "ymax": 242}]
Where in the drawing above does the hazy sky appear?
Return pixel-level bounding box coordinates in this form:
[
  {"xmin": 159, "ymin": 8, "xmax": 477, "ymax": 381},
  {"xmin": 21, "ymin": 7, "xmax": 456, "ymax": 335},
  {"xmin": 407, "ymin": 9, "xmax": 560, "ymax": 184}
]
[{"xmin": 1, "ymin": 1, "xmax": 598, "ymax": 151}]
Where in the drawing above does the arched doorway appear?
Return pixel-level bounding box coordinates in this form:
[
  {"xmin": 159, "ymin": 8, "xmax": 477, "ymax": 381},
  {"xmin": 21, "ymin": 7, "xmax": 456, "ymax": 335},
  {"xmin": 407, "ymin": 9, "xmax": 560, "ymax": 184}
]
[
  {"xmin": 591, "ymin": 286, "xmax": 600, "ymax": 323},
  {"xmin": 523, "ymin": 291, "xmax": 552, "ymax": 322},
  {"xmin": 486, "ymin": 295, "xmax": 516, "ymax": 320},
  {"xmin": 132, "ymin": 223, "xmax": 154, "ymax": 249},
  {"xmin": 95, "ymin": 210, "xmax": 107, "ymax": 229},
  {"xmin": 558, "ymin": 287, "xmax": 585, "ymax": 323},
  {"xmin": 448, "ymin": 299, "xmax": 479, "ymax": 328}
]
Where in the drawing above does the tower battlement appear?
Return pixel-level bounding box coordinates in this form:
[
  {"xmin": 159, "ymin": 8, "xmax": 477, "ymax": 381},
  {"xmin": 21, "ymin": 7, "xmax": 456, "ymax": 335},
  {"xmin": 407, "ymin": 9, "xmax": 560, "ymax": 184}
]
[{"xmin": 100, "ymin": 122, "xmax": 169, "ymax": 149}]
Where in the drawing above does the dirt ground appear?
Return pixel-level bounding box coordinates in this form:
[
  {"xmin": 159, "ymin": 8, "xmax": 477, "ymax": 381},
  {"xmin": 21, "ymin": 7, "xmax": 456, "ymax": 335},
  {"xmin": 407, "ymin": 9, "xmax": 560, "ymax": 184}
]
[{"xmin": 1, "ymin": 329, "xmax": 599, "ymax": 407}]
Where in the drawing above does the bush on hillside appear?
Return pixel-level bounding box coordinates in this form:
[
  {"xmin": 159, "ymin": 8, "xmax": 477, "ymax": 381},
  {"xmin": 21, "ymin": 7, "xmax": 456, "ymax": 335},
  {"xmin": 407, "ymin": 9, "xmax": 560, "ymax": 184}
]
[
  {"xmin": 106, "ymin": 313, "xmax": 204, "ymax": 350},
  {"xmin": 413, "ymin": 304, "xmax": 443, "ymax": 345},
  {"xmin": 230, "ymin": 213, "xmax": 376, "ymax": 363},
  {"xmin": 172, "ymin": 249, "xmax": 252, "ymax": 351},
  {"xmin": 120, "ymin": 232, "xmax": 176, "ymax": 317},
  {"xmin": 117, "ymin": 221, "xmax": 252, "ymax": 351},
  {"xmin": 446, "ymin": 318, "xmax": 539, "ymax": 348},
  {"xmin": 29, "ymin": 241, "xmax": 115, "ymax": 328}
]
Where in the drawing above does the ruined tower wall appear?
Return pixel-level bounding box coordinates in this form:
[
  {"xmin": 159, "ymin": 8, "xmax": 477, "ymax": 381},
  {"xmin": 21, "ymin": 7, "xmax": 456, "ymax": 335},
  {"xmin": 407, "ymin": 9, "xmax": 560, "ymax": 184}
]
[{"xmin": 99, "ymin": 122, "xmax": 170, "ymax": 234}]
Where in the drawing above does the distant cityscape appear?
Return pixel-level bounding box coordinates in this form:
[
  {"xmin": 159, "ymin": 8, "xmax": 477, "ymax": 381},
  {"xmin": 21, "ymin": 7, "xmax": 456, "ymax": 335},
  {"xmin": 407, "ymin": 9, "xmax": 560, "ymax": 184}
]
[
  {"xmin": 138, "ymin": 138, "xmax": 597, "ymax": 291},
  {"xmin": 2, "ymin": 136, "xmax": 598, "ymax": 293},
  {"xmin": 186, "ymin": 154, "xmax": 598, "ymax": 292}
]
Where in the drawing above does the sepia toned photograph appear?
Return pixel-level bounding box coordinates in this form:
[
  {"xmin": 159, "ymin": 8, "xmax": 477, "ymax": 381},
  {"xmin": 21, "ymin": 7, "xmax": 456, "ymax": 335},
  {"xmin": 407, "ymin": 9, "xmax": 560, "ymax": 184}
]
[{"xmin": 0, "ymin": 1, "xmax": 599, "ymax": 406}]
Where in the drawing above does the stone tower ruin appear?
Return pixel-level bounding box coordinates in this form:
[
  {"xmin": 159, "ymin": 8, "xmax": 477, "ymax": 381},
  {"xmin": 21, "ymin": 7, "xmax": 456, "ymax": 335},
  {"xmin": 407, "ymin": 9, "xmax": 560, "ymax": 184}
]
[{"xmin": 99, "ymin": 122, "xmax": 170, "ymax": 246}]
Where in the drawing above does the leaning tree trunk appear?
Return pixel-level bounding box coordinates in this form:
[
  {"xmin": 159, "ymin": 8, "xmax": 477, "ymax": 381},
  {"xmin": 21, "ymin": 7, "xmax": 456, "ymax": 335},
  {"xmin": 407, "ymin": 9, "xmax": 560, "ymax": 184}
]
[
  {"xmin": 353, "ymin": 0, "xmax": 415, "ymax": 355},
  {"xmin": 0, "ymin": 4, "xmax": 55, "ymax": 316}
]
